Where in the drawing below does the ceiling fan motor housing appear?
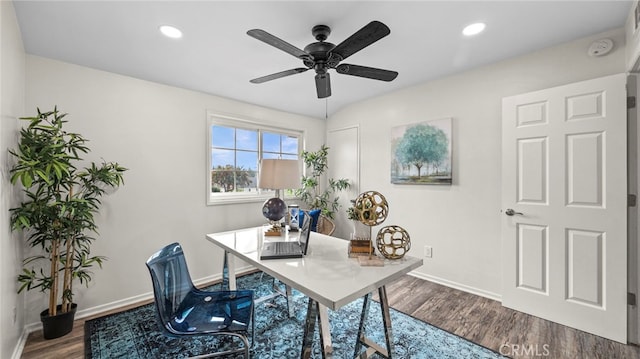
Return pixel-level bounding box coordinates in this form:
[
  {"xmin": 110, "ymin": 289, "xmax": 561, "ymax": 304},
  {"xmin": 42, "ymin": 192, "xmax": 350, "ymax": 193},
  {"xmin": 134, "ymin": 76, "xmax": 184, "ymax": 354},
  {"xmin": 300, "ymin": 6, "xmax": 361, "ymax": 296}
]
[
  {"xmin": 304, "ymin": 41, "xmax": 335, "ymax": 61},
  {"xmin": 304, "ymin": 25, "xmax": 336, "ymax": 71}
]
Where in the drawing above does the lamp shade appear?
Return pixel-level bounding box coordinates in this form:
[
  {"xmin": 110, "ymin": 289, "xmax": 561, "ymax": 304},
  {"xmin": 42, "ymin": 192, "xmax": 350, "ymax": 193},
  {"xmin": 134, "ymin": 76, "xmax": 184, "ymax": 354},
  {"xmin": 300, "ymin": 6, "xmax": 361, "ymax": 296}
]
[{"xmin": 258, "ymin": 159, "xmax": 301, "ymax": 190}]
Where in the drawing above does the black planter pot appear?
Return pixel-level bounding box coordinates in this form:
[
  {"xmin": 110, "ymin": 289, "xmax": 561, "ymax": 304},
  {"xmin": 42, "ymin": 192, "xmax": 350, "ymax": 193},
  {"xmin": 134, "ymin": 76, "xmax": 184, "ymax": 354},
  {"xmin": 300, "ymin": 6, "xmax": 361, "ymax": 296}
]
[{"xmin": 40, "ymin": 303, "xmax": 77, "ymax": 339}]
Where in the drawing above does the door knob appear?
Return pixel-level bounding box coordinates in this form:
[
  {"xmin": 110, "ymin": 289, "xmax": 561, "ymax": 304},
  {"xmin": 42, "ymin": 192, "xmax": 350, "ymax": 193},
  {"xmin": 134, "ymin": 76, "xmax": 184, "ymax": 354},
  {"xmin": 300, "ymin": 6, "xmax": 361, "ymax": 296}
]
[{"xmin": 505, "ymin": 208, "xmax": 523, "ymax": 216}]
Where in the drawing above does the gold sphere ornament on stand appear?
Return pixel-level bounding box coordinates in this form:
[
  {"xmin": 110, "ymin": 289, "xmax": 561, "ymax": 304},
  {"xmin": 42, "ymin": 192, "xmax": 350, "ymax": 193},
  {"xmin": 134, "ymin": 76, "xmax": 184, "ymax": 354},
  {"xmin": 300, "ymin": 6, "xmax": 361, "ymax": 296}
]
[
  {"xmin": 352, "ymin": 190, "xmax": 389, "ymax": 266},
  {"xmin": 355, "ymin": 191, "xmax": 389, "ymax": 226},
  {"xmin": 376, "ymin": 225, "xmax": 411, "ymax": 259}
]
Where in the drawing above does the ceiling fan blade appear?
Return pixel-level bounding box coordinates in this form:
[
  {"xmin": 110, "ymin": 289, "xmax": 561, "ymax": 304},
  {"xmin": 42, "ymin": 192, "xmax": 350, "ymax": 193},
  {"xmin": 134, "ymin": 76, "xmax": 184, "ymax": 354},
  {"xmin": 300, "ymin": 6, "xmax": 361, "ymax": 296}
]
[
  {"xmin": 315, "ymin": 73, "xmax": 331, "ymax": 98},
  {"xmin": 331, "ymin": 21, "xmax": 390, "ymax": 61},
  {"xmin": 336, "ymin": 64, "xmax": 398, "ymax": 82},
  {"xmin": 250, "ymin": 68, "xmax": 309, "ymax": 84},
  {"xmin": 247, "ymin": 29, "xmax": 310, "ymax": 60}
]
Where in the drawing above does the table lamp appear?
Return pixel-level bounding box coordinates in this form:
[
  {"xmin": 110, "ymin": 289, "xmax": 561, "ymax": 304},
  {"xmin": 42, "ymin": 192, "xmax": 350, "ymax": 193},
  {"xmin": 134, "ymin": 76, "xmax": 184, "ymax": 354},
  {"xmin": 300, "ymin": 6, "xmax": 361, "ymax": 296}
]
[{"xmin": 258, "ymin": 159, "xmax": 300, "ymax": 234}]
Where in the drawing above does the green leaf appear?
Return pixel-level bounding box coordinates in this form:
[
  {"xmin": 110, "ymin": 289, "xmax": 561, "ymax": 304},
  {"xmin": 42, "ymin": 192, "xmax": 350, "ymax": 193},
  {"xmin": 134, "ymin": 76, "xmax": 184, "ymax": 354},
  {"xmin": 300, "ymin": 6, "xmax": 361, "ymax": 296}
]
[
  {"xmin": 18, "ymin": 215, "xmax": 30, "ymax": 228},
  {"xmin": 9, "ymin": 172, "xmax": 22, "ymax": 185},
  {"xmin": 20, "ymin": 172, "xmax": 33, "ymax": 188},
  {"xmin": 51, "ymin": 161, "xmax": 63, "ymax": 179}
]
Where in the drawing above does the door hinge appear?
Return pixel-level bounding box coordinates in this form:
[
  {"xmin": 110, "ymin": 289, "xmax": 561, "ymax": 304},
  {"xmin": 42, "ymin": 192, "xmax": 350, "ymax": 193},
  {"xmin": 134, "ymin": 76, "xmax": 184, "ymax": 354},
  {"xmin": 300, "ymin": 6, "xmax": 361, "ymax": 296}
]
[
  {"xmin": 628, "ymin": 96, "xmax": 636, "ymax": 109},
  {"xmin": 629, "ymin": 194, "xmax": 637, "ymax": 207},
  {"xmin": 629, "ymin": 292, "xmax": 637, "ymax": 306}
]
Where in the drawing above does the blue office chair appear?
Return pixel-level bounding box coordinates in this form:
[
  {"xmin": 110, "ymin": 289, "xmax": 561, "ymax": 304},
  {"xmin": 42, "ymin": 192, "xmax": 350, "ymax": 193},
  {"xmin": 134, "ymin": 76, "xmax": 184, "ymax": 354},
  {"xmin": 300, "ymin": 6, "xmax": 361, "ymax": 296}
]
[{"xmin": 146, "ymin": 242, "xmax": 254, "ymax": 358}]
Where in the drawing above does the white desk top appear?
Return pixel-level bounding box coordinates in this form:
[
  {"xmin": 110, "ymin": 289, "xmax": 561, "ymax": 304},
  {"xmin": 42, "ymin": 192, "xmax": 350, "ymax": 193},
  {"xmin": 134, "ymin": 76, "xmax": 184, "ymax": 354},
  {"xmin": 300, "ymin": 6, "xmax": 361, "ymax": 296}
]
[{"xmin": 206, "ymin": 226, "xmax": 423, "ymax": 310}]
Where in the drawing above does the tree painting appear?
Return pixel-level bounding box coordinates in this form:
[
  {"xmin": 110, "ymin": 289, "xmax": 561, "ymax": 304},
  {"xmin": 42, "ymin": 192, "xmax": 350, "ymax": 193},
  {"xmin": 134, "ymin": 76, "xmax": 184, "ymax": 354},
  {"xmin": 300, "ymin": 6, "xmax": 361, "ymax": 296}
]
[{"xmin": 391, "ymin": 118, "xmax": 452, "ymax": 184}]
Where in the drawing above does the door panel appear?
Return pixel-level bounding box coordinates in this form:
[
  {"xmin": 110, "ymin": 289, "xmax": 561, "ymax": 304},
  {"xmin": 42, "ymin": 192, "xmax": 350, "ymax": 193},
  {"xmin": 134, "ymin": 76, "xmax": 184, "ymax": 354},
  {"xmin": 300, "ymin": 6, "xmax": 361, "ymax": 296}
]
[
  {"xmin": 517, "ymin": 137, "xmax": 548, "ymax": 204},
  {"xmin": 502, "ymin": 73, "xmax": 627, "ymax": 343},
  {"xmin": 517, "ymin": 224, "xmax": 548, "ymax": 294},
  {"xmin": 566, "ymin": 132, "xmax": 603, "ymax": 207},
  {"xmin": 566, "ymin": 229, "xmax": 603, "ymax": 307},
  {"xmin": 566, "ymin": 91, "xmax": 604, "ymax": 121}
]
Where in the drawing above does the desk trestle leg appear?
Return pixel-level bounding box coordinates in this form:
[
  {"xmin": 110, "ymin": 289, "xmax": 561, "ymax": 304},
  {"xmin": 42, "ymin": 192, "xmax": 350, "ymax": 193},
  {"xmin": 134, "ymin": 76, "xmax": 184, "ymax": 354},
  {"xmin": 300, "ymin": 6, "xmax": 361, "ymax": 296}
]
[
  {"xmin": 354, "ymin": 286, "xmax": 393, "ymax": 359},
  {"xmin": 273, "ymin": 282, "xmax": 332, "ymax": 356},
  {"xmin": 221, "ymin": 250, "xmax": 237, "ymax": 290},
  {"xmin": 318, "ymin": 304, "xmax": 333, "ymax": 356},
  {"xmin": 271, "ymin": 282, "xmax": 295, "ymax": 318},
  {"xmin": 379, "ymin": 286, "xmax": 394, "ymax": 357},
  {"xmin": 301, "ymin": 298, "xmax": 331, "ymax": 359}
]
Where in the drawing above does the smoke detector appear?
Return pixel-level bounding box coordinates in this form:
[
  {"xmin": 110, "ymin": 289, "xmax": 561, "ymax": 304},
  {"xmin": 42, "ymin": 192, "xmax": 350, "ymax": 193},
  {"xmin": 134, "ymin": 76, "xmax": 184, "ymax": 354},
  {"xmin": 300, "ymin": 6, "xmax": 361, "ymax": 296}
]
[{"xmin": 588, "ymin": 38, "xmax": 614, "ymax": 57}]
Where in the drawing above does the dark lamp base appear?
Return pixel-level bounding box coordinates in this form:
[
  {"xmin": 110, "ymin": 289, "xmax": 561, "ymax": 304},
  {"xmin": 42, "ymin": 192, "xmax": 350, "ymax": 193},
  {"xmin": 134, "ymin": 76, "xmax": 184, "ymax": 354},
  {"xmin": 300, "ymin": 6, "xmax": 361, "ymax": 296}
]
[{"xmin": 262, "ymin": 197, "xmax": 286, "ymax": 222}]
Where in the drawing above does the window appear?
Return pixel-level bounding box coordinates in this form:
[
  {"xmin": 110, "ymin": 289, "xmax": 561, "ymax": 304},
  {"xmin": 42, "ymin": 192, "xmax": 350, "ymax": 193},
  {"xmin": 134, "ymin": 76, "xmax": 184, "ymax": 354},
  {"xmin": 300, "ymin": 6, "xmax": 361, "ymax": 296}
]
[{"xmin": 207, "ymin": 113, "xmax": 301, "ymax": 205}]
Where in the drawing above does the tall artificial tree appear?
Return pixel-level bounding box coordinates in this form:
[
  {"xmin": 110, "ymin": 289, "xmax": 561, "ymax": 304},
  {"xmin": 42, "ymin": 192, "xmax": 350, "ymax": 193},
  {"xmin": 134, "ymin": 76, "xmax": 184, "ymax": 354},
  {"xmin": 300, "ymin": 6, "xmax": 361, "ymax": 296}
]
[{"xmin": 9, "ymin": 108, "xmax": 126, "ymax": 316}]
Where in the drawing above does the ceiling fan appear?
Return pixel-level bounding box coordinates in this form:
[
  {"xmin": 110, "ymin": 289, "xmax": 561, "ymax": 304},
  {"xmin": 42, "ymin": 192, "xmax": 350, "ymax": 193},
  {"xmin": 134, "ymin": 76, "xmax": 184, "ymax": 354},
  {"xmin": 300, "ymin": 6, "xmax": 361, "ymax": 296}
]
[{"xmin": 247, "ymin": 21, "xmax": 398, "ymax": 99}]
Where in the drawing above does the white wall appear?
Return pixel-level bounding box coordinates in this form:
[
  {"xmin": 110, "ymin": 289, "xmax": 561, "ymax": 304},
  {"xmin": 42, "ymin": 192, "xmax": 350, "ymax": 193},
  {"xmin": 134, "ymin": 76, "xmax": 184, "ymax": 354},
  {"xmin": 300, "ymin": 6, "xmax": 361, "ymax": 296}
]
[
  {"xmin": 23, "ymin": 55, "xmax": 324, "ymax": 326},
  {"xmin": 327, "ymin": 28, "xmax": 626, "ymax": 299},
  {"xmin": 627, "ymin": 2, "xmax": 640, "ymax": 71},
  {"xmin": 0, "ymin": 1, "xmax": 25, "ymax": 358}
]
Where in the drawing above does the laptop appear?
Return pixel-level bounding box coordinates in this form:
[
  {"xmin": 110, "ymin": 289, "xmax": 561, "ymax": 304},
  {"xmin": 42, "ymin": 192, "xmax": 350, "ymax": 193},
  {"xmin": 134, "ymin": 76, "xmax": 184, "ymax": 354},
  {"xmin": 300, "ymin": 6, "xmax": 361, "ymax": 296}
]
[{"xmin": 260, "ymin": 217, "xmax": 312, "ymax": 260}]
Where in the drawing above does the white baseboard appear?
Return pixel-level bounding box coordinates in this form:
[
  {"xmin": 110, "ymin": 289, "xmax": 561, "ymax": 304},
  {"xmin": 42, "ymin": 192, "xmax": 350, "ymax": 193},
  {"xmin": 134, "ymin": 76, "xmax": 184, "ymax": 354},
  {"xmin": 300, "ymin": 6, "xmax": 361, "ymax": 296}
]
[
  {"xmin": 11, "ymin": 328, "xmax": 29, "ymax": 359},
  {"xmin": 75, "ymin": 290, "xmax": 153, "ymax": 321},
  {"xmin": 408, "ymin": 271, "xmax": 502, "ymax": 302}
]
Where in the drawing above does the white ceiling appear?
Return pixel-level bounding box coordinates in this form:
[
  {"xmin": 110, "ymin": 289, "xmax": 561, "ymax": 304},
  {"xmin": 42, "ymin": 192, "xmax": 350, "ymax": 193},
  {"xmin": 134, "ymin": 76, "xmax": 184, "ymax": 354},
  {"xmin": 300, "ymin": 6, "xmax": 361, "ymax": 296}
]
[{"xmin": 13, "ymin": 1, "xmax": 632, "ymax": 119}]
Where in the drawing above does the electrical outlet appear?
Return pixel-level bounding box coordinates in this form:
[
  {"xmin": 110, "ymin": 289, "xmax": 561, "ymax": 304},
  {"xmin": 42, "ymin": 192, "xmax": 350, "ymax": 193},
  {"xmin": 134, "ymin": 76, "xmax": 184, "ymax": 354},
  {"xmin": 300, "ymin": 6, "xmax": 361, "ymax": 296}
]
[{"xmin": 424, "ymin": 246, "xmax": 432, "ymax": 258}]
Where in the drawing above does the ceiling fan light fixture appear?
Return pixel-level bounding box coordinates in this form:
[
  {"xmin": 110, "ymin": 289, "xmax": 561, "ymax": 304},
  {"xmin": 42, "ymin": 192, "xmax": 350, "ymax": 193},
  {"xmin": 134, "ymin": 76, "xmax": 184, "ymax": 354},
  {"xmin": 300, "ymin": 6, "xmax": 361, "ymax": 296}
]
[
  {"xmin": 462, "ymin": 22, "xmax": 486, "ymax": 36},
  {"xmin": 159, "ymin": 25, "xmax": 183, "ymax": 39}
]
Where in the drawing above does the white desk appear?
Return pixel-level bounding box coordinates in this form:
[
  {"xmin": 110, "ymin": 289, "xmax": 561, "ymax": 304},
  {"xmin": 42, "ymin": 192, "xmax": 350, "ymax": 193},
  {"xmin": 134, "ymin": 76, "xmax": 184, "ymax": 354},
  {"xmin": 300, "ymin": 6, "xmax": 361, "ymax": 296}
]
[{"xmin": 206, "ymin": 226, "xmax": 423, "ymax": 358}]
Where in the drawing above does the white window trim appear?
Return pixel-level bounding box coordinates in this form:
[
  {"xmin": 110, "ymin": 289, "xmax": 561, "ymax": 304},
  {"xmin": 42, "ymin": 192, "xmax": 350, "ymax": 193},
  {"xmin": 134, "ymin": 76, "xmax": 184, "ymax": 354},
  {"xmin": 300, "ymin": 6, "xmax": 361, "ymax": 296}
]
[{"xmin": 206, "ymin": 111, "xmax": 303, "ymax": 206}]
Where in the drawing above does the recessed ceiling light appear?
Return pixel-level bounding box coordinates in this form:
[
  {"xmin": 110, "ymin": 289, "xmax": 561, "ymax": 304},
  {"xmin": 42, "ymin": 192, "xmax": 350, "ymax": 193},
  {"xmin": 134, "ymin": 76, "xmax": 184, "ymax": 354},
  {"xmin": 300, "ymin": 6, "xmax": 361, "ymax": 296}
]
[
  {"xmin": 462, "ymin": 22, "xmax": 486, "ymax": 36},
  {"xmin": 159, "ymin": 25, "xmax": 182, "ymax": 39}
]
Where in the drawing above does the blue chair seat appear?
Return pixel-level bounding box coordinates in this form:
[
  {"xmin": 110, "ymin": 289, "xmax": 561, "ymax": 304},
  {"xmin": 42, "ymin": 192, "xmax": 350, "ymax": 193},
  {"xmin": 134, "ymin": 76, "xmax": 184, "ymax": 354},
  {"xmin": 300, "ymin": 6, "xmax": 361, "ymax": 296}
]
[{"xmin": 167, "ymin": 290, "xmax": 253, "ymax": 334}]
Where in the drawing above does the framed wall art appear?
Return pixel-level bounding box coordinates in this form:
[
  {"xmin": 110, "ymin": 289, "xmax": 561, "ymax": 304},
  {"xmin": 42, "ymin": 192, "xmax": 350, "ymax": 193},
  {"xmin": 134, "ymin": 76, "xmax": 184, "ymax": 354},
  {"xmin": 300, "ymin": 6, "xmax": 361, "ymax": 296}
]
[{"xmin": 390, "ymin": 117, "xmax": 452, "ymax": 185}]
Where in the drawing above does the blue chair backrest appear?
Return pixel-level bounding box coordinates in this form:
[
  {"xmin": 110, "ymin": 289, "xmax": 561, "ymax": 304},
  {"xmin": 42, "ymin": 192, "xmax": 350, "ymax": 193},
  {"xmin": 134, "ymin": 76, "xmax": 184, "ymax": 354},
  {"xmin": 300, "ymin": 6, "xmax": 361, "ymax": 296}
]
[
  {"xmin": 300, "ymin": 209, "xmax": 321, "ymax": 232},
  {"xmin": 146, "ymin": 242, "xmax": 196, "ymax": 331}
]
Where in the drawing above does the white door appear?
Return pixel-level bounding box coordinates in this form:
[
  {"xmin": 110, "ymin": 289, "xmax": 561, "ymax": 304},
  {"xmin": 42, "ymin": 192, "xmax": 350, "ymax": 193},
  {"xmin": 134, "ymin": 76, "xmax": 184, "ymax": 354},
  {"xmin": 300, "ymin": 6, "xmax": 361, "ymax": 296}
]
[
  {"xmin": 327, "ymin": 125, "xmax": 360, "ymax": 240},
  {"xmin": 501, "ymin": 73, "xmax": 627, "ymax": 343},
  {"xmin": 628, "ymin": 73, "xmax": 640, "ymax": 345}
]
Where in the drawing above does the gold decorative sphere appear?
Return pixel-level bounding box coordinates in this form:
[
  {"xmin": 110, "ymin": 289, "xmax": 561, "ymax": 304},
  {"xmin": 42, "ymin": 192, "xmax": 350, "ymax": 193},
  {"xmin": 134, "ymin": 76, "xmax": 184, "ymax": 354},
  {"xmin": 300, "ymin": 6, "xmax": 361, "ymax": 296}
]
[
  {"xmin": 354, "ymin": 191, "xmax": 388, "ymax": 226},
  {"xmin": 376, "ymin": 225, "xmax": 411, "ymax": 259}
]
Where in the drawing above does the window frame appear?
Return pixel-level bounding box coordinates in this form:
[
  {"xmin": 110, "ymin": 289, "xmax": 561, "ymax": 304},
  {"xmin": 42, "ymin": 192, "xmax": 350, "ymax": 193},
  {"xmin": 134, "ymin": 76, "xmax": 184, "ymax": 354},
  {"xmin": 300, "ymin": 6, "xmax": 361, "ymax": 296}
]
[{"xmin": 206, "ymin": 112, "xmax": 302, "ymax": 206}]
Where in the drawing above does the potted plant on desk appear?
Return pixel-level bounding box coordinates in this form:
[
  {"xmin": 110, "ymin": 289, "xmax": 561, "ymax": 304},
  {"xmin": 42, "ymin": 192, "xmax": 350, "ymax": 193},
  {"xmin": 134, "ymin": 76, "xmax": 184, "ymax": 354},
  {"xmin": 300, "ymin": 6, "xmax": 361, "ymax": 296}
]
[
  {"xmin": 8, "ymin": 107, "xmax": 126, "ymax": 339},
  {"xmin": 296, "ymin": 145, "xmax": 350, "ymax": 235}
]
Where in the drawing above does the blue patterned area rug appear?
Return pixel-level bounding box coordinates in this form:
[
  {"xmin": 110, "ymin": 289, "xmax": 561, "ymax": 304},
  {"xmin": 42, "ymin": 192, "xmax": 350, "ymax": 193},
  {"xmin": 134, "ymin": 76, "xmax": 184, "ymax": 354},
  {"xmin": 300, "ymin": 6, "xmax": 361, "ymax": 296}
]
[{"xmin": 85, "ymin": 271, "xmax": 504, "ymax": 358}]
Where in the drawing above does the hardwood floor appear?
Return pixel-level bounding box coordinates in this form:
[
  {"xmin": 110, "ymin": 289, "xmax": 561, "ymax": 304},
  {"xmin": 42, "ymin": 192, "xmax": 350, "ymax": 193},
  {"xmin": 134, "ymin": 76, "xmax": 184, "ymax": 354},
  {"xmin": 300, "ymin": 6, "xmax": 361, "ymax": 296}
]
[
  {"xmin": 21, "ymin": 274, "xmax": 640, "ymax": 359},
  {"xmin": 382, "ymin": 277, "xmax": 640, "ymax": 359}
]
